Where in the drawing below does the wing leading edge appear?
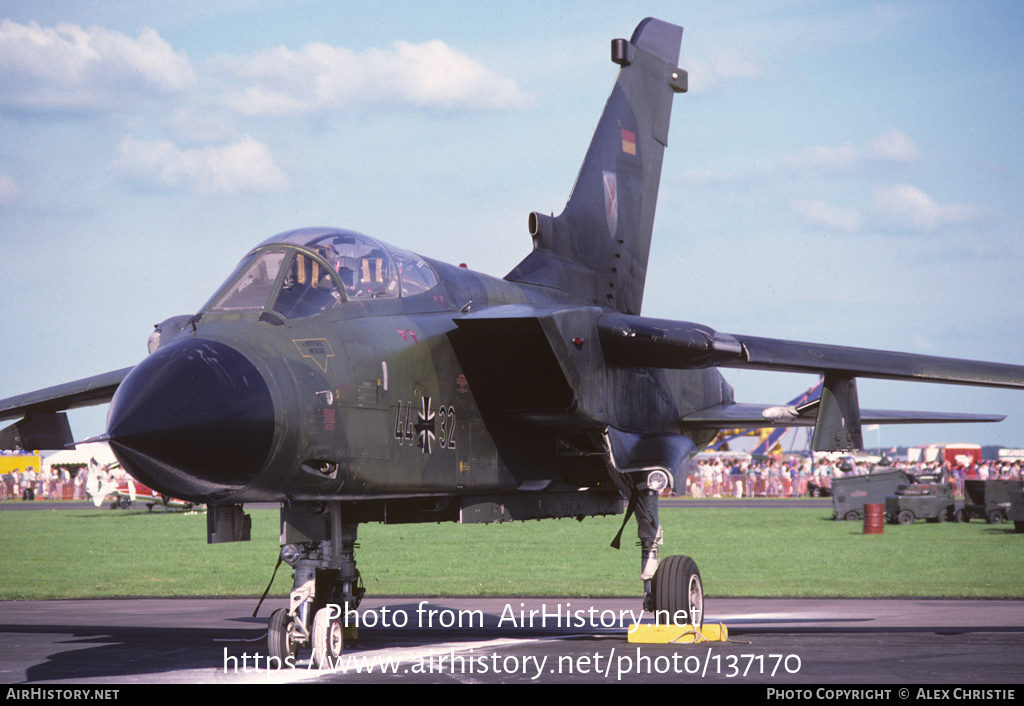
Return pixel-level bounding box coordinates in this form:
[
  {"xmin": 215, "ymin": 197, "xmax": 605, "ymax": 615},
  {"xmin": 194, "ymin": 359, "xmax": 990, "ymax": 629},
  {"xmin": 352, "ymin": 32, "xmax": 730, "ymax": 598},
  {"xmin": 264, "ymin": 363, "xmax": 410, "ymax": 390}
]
[
  {"xmin": 0, "ymin": 367, "xmax": 133, "ymax": 449},
  {"xmin": 598, "ymin": 313, "xmax": 1024, "ymax": 389},
  {"xmin": 597, "ymin": 312, "xmax": 1024, "ymax": 451}
]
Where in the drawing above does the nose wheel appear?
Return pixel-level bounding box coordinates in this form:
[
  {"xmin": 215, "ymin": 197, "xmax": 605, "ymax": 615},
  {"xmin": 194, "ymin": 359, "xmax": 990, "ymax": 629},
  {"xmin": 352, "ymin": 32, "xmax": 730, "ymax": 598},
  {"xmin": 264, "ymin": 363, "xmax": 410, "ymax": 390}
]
[
  {"xmin": 311, "ymin": 606, "xmax": 344, "ymax": 667},
  {"xmin": 267, "ymin": 608, "xmax": 299, "ymax": 665}
]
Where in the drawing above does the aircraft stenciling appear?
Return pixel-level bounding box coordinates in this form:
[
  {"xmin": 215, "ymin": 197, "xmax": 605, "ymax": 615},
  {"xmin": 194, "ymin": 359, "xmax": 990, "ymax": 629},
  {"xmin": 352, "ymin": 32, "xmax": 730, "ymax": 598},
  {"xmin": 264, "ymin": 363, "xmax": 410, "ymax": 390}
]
[
  {"xmin": 393, "ymin": 398, "xmax": 457, "ymax": 454},
  {"xmin": 293, "ymin": 338, "xmax": 335, "ymax": 373}
]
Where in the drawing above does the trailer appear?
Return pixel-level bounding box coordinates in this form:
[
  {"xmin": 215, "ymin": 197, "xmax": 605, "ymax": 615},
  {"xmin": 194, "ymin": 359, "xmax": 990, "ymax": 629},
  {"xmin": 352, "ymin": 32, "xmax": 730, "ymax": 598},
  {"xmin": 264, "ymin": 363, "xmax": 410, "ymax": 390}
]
[
  {"xmin": 832, "ymin": 470, "xmax": 912, "ymax": 521},
  {"xmin": 885, "ymin": 482, "xmax": 956, "ymax": 524},
  {"xmin": 908, "ymin": 443, "xmax": 982, "ymax": 466},
  {"xmin": 959, "ymin": 480, "xmax": 1024, "ymax": 528}
]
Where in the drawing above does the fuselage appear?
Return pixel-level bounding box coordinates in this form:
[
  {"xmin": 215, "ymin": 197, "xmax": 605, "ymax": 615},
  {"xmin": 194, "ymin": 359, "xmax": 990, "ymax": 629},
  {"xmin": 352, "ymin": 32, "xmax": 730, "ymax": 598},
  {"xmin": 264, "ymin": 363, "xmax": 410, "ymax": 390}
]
[{"xmin": 106, "ymin": 228, "xmax": 729, "ymax": 505}]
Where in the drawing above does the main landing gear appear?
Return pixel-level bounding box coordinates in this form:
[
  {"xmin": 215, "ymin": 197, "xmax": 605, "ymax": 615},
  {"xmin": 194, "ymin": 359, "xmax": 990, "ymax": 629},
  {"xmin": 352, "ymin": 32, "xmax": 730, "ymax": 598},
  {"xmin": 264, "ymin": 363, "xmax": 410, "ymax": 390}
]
[
  {"xmin": 267, "ymin": 502, "xmax": 363, "ymax": 667},
  {"xmin": 635, "ymin": 483, "xmax": 704, "ymax": 628}
]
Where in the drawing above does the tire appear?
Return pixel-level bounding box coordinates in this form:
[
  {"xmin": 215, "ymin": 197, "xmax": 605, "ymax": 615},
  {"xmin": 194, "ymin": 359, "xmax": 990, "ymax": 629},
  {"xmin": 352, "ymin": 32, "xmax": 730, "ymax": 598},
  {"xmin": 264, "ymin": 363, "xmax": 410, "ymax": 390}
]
[
  {"xmin": 651, "ymin": 555, "xmax": 703, "ymax": 628},
  {"xmin": 935, "ymin": 507, "xmax": 951, "ymax": 523},
  {"xmin": 844, "ymin": 510, "xmax": 861, "ymax": 522},
  {"xmin": 987, "ymin": 510, "xmax": 1006, "ymax": 525},
  {"xmin": 267, "ymin": 608, "xmax": 297, "ymax": 667},
  {"xmin": 897, "ymin": 510, "xmax": 915, "ymax": 525},
  {"xmin": 312, "ymin": 606, "xmax": 344, "ymax": 667},
  {"xmin": 954, "ymin": 509, "xmax": 967, "ymax": 523}
]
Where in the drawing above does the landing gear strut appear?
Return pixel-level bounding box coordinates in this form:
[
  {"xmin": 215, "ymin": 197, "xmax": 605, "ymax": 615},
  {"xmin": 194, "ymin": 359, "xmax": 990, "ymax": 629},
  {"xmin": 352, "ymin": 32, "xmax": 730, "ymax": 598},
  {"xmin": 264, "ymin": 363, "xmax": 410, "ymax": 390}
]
[
  {"xmin": 636, "ymin": 485, "xmax": 704, "ymax": 628},
  {"xmin": 268, "ymin": 501, "xmax": 363, "ymax": 665}
]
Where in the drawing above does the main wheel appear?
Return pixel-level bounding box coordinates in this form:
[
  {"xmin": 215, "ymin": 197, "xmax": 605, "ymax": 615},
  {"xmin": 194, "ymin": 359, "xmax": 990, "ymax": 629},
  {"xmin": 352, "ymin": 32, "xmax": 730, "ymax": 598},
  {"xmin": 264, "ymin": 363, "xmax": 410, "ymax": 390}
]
[
  {"xmin": 844, "ymin": 510, "xmax": 860, "ymax": 521},
  {"xmin": 935, "ymin": 507, "xmax": 951, "ymax": 523},
  {"xmin": 267, "ymin": 608, "xmax": 297, "ymax": 667},
  {"xmin": 954, "ymin": 508, "xmax": 967, "ymax": 523},
  {"xmin": 651, "ymin": 555, "xmax": 703, "ymax": 628},
  {"xmin": 312, "ymin": 606, "xmax": 344, "ymax": 667},
  {"xmin": 897, "ymin": 510, "xmax": 915, "ymax": 525},
  {"xmin": 987, "ymin": 510, "xmax": 1006, "ymax": 525}
]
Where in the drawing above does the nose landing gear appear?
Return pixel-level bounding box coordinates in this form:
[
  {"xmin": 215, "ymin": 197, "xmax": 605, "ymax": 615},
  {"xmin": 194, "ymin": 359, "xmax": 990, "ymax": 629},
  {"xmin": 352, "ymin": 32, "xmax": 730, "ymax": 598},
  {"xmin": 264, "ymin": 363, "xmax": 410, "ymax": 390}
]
[{"xmin": 268, "ymin": 502, "xmax": 363, "ymax": 666}]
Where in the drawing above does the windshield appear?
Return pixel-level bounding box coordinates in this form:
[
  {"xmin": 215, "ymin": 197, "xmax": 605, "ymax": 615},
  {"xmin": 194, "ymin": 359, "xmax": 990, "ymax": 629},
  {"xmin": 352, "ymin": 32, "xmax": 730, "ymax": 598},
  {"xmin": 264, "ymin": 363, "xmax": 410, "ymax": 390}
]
[
  {"xmin": 204, "ymin": 228, "xmax": 438, "ymax": 319},
  {"xmin": 208, "ymin": 248, "xmax": 342, "ymax": 318}
]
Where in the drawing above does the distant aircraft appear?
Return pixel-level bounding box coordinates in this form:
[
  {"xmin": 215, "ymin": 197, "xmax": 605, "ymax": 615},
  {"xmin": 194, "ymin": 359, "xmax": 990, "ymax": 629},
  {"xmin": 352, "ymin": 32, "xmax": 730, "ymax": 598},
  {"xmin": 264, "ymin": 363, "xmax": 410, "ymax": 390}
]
[
  {"xmin": 710, "ymin": 377, "xmax": 824, "ymax": 455},
  {"xmin": 2, "ymin": 18, "xmax": 1022, "ymax": 664},
  {"xmin": 85, "ymin": 463, "xmax": 194, "ymax": 511}
]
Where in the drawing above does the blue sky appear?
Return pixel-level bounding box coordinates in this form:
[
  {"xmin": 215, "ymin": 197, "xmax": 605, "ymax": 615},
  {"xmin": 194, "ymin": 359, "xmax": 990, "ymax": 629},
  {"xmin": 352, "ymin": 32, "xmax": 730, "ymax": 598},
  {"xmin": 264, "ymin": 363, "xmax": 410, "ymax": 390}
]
[{"xmin": 2, "ymin": 1, "xmax": 1022, "ymax": 450}]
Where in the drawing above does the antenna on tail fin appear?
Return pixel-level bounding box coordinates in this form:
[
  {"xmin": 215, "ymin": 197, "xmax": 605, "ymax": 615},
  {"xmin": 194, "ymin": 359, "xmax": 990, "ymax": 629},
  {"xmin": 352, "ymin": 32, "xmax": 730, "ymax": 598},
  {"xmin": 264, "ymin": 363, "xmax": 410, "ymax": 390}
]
[{"xmin": 506, "ymin": 18, "xmax": 686, "ymax": 315}]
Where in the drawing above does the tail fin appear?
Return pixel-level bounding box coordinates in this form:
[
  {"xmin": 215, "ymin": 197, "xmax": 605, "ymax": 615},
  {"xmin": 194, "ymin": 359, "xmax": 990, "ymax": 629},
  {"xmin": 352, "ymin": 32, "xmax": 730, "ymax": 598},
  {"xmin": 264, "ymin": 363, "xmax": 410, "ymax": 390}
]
[{"xmin": 506, "ymin": 18, "xmax": 686, "ymax": 315}]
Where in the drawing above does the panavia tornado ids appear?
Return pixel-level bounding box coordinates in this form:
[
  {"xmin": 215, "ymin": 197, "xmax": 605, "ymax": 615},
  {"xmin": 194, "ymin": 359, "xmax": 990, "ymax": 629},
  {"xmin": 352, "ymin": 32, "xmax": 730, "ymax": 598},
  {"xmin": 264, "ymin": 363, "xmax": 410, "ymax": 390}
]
[{"xmin": 2, "ymin": 18, "xmax": 1023, "ymax": 663}]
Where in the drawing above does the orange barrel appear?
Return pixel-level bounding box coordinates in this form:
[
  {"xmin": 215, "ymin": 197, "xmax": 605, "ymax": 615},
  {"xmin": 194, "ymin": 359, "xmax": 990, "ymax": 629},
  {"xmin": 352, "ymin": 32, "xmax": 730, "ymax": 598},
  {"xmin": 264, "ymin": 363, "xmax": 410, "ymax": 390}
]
[{"xmin": 863, "ymin": 503, "xmax": 884, "ymax": 535}]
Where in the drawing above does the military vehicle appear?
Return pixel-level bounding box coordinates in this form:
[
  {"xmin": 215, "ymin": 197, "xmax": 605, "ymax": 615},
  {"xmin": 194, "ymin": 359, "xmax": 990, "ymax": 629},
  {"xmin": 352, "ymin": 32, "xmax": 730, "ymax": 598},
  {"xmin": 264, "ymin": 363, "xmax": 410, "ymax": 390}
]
[
  {"xmin": 960, "ymin": 479, "xmax": 1024, "ymax": 526},
  {"xmin": 885, "ymin": 482, "xmax": 956, "ymax": 524},
  {"xmin": 831, "ymin": 470, "xmax": 912, "ymax": 521},
  {"xmin": 2, "ymin": 18, "xmax": 1024, "ymax": 663}
]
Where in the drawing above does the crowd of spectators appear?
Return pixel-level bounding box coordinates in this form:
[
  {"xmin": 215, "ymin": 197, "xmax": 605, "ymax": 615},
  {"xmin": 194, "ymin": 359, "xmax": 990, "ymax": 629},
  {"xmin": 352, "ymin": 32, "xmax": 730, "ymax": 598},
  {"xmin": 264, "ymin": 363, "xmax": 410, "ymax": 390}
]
[
  {"xmin": 4, "ymin": 449, "xmax": 1024, "ymax": 502},
  {"xmin": 0, "ymin": 452, "xmax": 88, "ymax": 501},
  {"xmin": 684, "ymin": 455, "xmax": 1024, "ymax": 498}
]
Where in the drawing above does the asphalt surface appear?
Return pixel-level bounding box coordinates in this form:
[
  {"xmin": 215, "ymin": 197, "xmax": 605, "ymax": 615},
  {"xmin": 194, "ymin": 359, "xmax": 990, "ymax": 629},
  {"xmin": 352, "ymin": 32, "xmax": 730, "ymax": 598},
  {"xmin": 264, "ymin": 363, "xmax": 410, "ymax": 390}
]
[
  {"xmin": 3, "ymin": 497, "xmax": 1018, "ymax": 688},
  {"xmin": 2, "ymin": 596, "xmax": 1021, "ymax": 686}
]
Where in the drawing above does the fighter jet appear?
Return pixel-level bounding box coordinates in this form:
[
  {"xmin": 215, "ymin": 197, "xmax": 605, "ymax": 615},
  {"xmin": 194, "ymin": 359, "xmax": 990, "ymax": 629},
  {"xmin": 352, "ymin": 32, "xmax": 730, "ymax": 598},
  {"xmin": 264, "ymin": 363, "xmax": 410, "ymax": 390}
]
[{"xmin": 2, "ymin": 18, "xmax": 1023, "ymax": 664}]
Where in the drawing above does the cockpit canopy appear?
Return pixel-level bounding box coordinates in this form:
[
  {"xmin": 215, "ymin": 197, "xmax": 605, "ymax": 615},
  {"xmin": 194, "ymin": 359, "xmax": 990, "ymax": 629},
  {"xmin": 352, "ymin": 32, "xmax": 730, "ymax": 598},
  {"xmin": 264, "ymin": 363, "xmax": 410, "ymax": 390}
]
[{"xmin": 205, "ymin": 228, "xmax": 438, "ymax": 319}]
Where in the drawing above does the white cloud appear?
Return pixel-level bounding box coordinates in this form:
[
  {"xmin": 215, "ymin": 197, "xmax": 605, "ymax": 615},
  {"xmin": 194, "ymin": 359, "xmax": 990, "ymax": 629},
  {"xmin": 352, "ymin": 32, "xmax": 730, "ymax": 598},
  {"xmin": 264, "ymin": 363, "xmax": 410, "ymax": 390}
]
[
  {"xmin": 212, "ymin": 39, "xmax": 532, "ymax": 115},
  {"xmin": 111, "ymin": 135, "xmax": 288, "ymax": 195},
  {"xmin": 784, "ymin": 129, "xmax": 921, "ymax": 172},
  {"xmin": 0, "ymin": 20, "xmax": 195, "ymax": 111},
  {"xmin": 784, "ymin": 143, "xmax": 861, "ymax": 171},
  {"xmin": 792, "ymin": 200, "xmax": 863, "ymax": 233},
  {"xmin": 684, "ymin": 50, "xmax": 766, "ymax": 93},
  {"xmin": 791, "ymin": 184, "xmax": 976, "ymax": 234},
  {"xmin": 864, "ymin": 129, "xmax": 922, "ymax": 163},
  {"xmin": 871, "ymin": 184, "xmax": 976, "ymax": 231},
  {"xmin": 0, "ymin": 176, "xmax": 17, "ymax": 203}
]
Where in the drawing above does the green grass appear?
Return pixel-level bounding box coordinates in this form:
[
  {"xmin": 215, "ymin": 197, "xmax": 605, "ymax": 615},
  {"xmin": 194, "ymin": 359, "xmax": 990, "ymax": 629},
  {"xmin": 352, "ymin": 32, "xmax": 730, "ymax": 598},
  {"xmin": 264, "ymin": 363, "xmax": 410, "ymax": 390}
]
[{"xmin": 1, "ymin": 506, "xmax": 1021, "ymax": 600}]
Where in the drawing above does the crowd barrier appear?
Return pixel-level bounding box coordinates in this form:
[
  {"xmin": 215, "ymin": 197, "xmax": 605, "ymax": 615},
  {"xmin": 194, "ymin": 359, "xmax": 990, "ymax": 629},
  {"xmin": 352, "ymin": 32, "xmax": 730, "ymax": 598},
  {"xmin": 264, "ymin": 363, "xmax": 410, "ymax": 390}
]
[
  {"xmin": 1, "ymin": 478, "xmax": 85, "ymax": 501},
  {"xmin": 0, "ymin": 471, "xmax": 997, "ymax": 501},
  {"xmin": 684, "ymin": 474, "xmax": 825, "ymax": 498},
  {"xmin": 682, "ymin": 472, "xmax": 985, "ymax": 498}
]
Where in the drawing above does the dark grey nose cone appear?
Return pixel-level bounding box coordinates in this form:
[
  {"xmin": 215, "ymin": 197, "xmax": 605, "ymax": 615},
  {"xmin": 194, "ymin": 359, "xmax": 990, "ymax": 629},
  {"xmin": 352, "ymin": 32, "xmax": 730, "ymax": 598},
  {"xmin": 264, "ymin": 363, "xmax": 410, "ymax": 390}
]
[{"xmin": 106, "ymin": 338, "xmax": 275, "ymax": 502}]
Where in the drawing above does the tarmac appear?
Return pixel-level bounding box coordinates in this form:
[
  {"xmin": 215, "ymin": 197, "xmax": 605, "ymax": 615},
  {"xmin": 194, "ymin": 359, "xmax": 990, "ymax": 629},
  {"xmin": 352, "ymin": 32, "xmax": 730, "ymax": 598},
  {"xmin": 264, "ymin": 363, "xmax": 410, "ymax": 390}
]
[
  {"xmin": 2, "ymin": 596, "xmax": 1022, "ymax": 685},
  {"xmin": 2, "ymin": 498, "xmax": 1019, "ymax": 687}
]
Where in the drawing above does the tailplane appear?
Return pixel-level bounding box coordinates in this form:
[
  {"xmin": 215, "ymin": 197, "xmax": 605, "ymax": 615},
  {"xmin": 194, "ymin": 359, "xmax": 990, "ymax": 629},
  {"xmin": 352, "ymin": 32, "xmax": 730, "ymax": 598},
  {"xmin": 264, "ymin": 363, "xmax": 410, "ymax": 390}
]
[{"xmin": 507, "ymin": 18, "xmax": 686, "ymax": 315}]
